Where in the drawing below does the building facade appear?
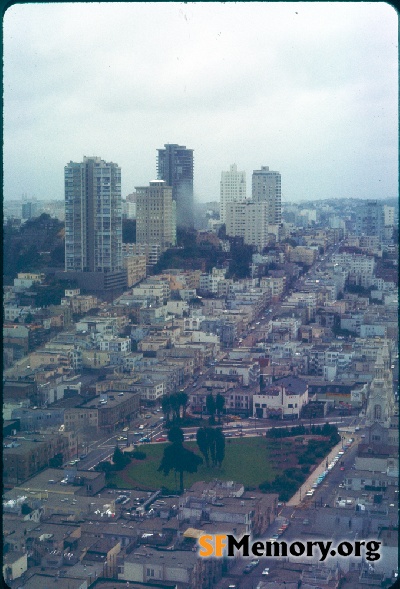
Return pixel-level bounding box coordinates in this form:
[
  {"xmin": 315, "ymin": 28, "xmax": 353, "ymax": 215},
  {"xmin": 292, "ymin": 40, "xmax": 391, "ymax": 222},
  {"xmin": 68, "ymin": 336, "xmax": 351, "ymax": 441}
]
[
  {"xmin": 157, "ymin": 143, "xmax": 194, "ymax": 228},
  {"xmin": 251, "ymin": 165, "xmax": 282, "ymax": 225},
  {"xmin": 64, "ymin": 156, "xmax": 125, "ymax": 292},
  {"xmin": 135, "ymin": 180, "xmax": 176, "ymax": 254},
  {"xmin": 355, "ymin": 200, "xmax": 385, "ymax": 237},
  {"xmin": 220, "ymin": 163, "xmax": 247, "ymax": 224},
  {"xmin": 225, "ymin": 200, "xmax": 270, "ymax": 250}
]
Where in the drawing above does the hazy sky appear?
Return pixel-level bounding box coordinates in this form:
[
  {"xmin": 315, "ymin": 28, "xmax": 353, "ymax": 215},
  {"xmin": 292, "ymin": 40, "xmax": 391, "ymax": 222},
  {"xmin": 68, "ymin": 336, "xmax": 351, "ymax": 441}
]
[{"xmin": 3, "ymin": 2, "xmax": 398, "ymax": 203}]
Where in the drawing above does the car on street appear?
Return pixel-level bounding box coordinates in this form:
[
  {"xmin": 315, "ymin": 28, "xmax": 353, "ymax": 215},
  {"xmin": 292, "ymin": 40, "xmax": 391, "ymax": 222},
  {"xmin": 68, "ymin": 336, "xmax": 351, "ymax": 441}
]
[
  {"xmin": 262, "ymin": 567, "xmax": 270, "ymax": 575},
  {"xmin": 155, "ymin": 436, "xmax": 167, "ymax": 442}
]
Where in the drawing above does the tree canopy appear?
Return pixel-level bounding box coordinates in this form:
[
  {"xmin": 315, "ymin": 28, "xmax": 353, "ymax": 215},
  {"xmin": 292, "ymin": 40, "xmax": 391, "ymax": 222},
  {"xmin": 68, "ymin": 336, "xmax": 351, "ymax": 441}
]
[
  {"xmin": 158, "ymin": 438, "xmax": 203, "ymax": 493},
  {"xmin": 196, "ymin": 426, "xmax": 225, "ymax": 468}
]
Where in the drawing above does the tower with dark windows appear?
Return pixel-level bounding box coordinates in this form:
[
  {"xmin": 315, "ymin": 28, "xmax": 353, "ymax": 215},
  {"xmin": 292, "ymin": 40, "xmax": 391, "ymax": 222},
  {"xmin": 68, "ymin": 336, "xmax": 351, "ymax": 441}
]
[{"xmin": 157, "ymin": 144, "xmax": 194, "ymax": 228}]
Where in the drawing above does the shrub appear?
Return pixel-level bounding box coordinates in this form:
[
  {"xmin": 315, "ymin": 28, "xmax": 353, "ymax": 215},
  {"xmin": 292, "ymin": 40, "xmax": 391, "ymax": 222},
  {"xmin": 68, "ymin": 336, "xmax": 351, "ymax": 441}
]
[{"xmin": 130, "ymin": 450, "xmax": 147, "ymax": 460}]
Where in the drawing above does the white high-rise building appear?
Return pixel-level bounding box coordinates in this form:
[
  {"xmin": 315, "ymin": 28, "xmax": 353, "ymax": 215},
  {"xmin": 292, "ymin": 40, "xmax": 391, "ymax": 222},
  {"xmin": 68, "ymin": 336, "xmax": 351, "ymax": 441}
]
[
  {"xmin": 383, "ymin": 205, "xmax": 395, "ymax": 227},
  {"xmin": 135, "ymin": 180, "xmax": 176, "ymax": 256},
  {"xmin": 226, "ymin": 201, "xmax": 270, "ymax": 250},
  {"xmin": 64, "ymin": 156, "xmax": 122, "ymax": 273},
  {"xmin": 220, "ymin": 164, "xmax": 247, "ymax": 224},
  {"xmin": 252, "ymin": 166, "xmax": 282, "ymax": 225}
]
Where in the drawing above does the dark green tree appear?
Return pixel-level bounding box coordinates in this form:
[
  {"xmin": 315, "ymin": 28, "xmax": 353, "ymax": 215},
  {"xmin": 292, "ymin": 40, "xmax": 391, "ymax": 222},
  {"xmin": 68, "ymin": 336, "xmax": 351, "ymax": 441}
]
[
  {"xmin": 177, "ymin": 391, "xmax": 189, "ymax": 419},
  {"xmin": 161, "ymin": 396, "xmax": 172, "ymax": 423},
  {"xmin": 206, "ymin": 393, "xmax": 216, "ymax": 425},
  {"xmin": 196, "ymin": 427, "xmax": 211, "ymax": 467},
  {"xmin": 215, "ymin": 393, "xmax": 225, "ymax": 424},
  {"xmin": 168, "ymin": 426, "xmax": 184, "ymax": 444},
  {"xmin": 214, "ymin": 428, "xmax": 225, "ymax": 467},
  {"xmin": 21, "ymin": 503, "xmax": 33, "ymax": 515},
  {"xmin": 113, "ymin": 446, "xmax": 130, "ymax": 470},
  {"xmin": 158, "ymin": 442, "xmax": 203, "ymax": 493},
  {"xmin": 195, "ymin": 426, "xmax": 226, "ymax": 468},
  {"xmin": 169, "ymin": 393, "xmax": 181, "ymax": 422}
]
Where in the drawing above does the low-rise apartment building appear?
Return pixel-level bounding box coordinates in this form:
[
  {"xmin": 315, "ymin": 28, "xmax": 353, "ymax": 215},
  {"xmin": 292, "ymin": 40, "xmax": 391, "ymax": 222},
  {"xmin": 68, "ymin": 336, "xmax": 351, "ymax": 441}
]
[
  {"xmin": 254, "ymin": 376, "xmax": 308, "ymax": 419},
  {"xmin": 64, "ymin": 391, "xmax": 140, "ymax": 432},
  {"xmin": 3, "ymin": 433, "xmax": 70, "ymax": 486}
]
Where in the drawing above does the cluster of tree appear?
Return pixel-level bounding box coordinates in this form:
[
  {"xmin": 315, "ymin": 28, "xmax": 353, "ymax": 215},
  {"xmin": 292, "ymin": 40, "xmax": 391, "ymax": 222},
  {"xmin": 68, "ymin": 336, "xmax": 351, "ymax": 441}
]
[
  {"xmin": 153, "ymin": 240, "xmax": 223, "ymax": 274},
  {"xmin": 161, "ymin": 392, "xmax": 189, "ymax": 424},
  {"xmin": 344, "ymin": 282, "xmax": 372, "ymax": 296},
  {"xmin": 266, "ymin": 422, "xmax": 338, "ymax": 439},
  {"xmin": 259, "ymin": 467, "xmax": 308, "ymax": 502},
  {"xmin": 3, "ymin": 214, "xmax": 65, "ymax": 283},
  {"xmin": 297, "ymin": 434, "xmax": 340, "ymax": 466},
  {"xmin": 225, "ymin": 239, "xmax": 254, "ymax": 279},
  {"xmin": 27, "ymin": 278, "xmax": 78, "ymax": 308},
  {"xmin": 127, "ymin": 449, "xmax": 147, "ymax": 460},
  {"xmin": 152, "ymin": 227, "xmax": 257, "ymax": 278},
  {"xmin": 158, "ymin": 426, "xmax": 203, "ymax": 493},
  {"xmin": 196, "ymin": 426, "xmax": 225, "ymax": 467},
  {"xmin": 205, "ymin": 393, "xmax": 225, "ymax": 424},
  {"xmin": 95, "ymin": 446, "xmax": 131, "ymax": 473}
]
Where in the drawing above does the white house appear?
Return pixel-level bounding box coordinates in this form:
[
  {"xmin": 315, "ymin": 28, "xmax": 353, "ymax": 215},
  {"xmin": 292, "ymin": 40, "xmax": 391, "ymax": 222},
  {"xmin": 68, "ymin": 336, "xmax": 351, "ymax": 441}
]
[{"xmin": 254, "ymin": 376, "xmax": 308, "ymax": 419}]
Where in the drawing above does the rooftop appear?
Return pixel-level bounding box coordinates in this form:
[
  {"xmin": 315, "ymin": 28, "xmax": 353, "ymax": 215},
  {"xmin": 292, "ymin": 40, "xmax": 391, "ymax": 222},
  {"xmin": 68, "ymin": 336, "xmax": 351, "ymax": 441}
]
[{"xmin": 125, "ymin": 547, "xmax": 198, "ymax": 568}]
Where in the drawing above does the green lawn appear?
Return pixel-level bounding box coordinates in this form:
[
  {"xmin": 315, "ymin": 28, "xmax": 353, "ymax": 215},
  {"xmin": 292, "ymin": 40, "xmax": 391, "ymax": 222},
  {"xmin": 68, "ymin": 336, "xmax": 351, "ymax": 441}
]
[{"xmin": 109, "ymin": 437, "xmax": 276, "ymax": 491}]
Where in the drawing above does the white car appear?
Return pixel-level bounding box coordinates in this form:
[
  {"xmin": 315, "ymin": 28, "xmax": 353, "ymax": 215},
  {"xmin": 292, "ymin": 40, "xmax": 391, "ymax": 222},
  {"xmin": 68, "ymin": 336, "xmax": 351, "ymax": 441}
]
[{"xmin": 262, "ymin": 567, "xmax": 270, "ymax": 575}]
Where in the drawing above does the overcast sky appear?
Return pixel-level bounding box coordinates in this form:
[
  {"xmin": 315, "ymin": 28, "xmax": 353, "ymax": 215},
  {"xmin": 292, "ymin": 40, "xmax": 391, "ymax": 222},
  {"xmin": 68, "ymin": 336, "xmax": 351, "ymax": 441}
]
[{"xmin": 3, "ymin": 2, "xmax": 398, "ymax": 203}]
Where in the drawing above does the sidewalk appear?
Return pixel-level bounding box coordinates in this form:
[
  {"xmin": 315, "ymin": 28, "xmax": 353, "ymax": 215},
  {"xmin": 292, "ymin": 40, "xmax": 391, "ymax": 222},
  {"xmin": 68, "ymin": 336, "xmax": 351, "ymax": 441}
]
[{"xmin": 286, "ymin": 437, "xmax": 349, "ymax": 507}]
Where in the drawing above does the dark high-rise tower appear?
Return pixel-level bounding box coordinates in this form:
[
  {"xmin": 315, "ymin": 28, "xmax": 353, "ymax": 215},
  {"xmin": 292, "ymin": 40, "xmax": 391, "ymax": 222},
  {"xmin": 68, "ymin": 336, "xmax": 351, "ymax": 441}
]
[{"xmin": 157, "ymin": 143, "xmax": 194, "ymax": 228}]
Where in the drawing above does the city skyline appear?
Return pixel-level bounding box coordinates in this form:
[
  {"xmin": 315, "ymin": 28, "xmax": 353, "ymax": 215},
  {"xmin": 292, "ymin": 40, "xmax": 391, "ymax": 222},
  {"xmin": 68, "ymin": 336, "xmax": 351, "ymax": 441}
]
[{"xmin": 4, "ymin": 3, "xmax": 398, "ymax": 203}]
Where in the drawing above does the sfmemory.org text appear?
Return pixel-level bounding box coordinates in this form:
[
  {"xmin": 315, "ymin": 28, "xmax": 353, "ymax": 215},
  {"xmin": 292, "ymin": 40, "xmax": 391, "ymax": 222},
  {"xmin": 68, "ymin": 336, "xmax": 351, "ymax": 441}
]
[{"xmin": 198, "ymin": 534, "xmax": 381, "ymax": 562}]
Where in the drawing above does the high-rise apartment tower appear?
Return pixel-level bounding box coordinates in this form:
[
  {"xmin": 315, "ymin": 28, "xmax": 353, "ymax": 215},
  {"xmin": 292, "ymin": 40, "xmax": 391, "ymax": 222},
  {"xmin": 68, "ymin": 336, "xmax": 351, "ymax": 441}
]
[
  {"xmin": 355, "ymin": 200, "xmax": 385, "ymax": 236},
  {"xmin": 157, "ymin": 144, "xmax": 194, "ymax": 228},
  {"xmin": 220, "ymin": 164, "xmax": 247, "ymax": 224},
  {"xmin": 135, "ymin": 180, "xmax": 176, "ymax": 254},
  {"xmin": 252, "ymin": 166, "xmax": 282, "ymax": 225},
  {"xmin": 64, "ymin": 156, "xmax": 123, "ymax": 276}
]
